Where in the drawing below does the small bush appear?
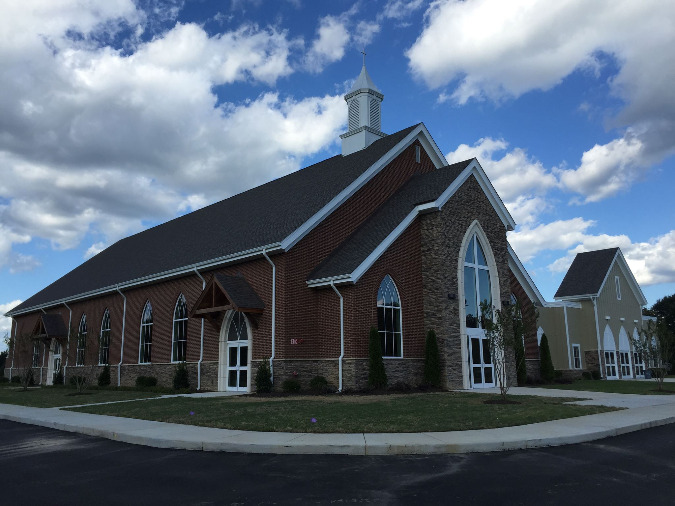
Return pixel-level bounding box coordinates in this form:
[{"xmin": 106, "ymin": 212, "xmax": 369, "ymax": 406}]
[
  {"xmin": 591, "ymin": 370, "xmax": 601, "ymax": 380},
  {"xmin": 309, "ymin": 375, "xmax": 329, "ymax": 393},
  {"xmin": 581, "ymin": 371, "xmax": 592, "ymax": 380},
  {"xmin": 255, "ymin": 359, "xmax": 273, "ymax": 393},
  {"xmin": 11, "ymin": 375, "xmax": 21, "ymax": 383},
  {"xmin": 368, "ymin": 326, "xmax": 387, "ymax": 389},
  {"xmin": 173, "ymin": 362, "xmax": 189, "ymax": 390},
  {"xmin": 282, "ymin": 378, "xmax": 301, "ymax": 393},
  {"xmin": 423, "ymin": 329, "xmax": 441, "ymax": 388},
  {"xmin": 539, "ymin": 334, "xmax": 555, "ymax": 383},
  {"xmin": 53, "ymin": 371, "xmax": 64, "ymax": 385},
  {"xmin": 98, "ymin": 365, "xmax": 111, "ymax": 387},
  {"xmin": 135, "ymin": 376, "xmax": 158, "ymax": 388}
]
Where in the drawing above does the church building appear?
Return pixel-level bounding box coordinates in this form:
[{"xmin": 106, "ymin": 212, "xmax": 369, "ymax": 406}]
[{"xmin": 4, "ymin": 64, "xmax": 546, "ymax": 392}]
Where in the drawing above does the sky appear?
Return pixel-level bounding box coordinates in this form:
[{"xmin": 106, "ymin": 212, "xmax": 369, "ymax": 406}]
[{"xmin": 1, "ymin": 0, "xmax": 675, "ymax": 351}]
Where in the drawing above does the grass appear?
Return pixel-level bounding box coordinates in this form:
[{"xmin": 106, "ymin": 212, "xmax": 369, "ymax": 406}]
[
  {"xmin": 537, "ymin": 379, "xmax": 675, "ymax": 395},
  {"xmin": 68, "ymin": 392, "xmax": 617, "ymax": 433},
  {"xmin": 0, "ymin": 384, "xmax": 162, "ymax": 408}
]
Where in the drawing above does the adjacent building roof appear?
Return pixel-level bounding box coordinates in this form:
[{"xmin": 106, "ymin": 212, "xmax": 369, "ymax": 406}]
[
  {"xmin": 554, "ymin": 248, "xmax": 619, "ymax": 298},
  {"xmin": 8, "ymin": 124, "xmax": 421, "ymax": 316}
]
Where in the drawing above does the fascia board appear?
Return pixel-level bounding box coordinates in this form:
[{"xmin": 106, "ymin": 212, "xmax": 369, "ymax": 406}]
[
  {"xmin": 615, "ymin": 249, "xmax": 648, "ymax": 306},
  {"xmin": 281, "ymin": 124, "xmax": 445, "ymax": 252},
  {"xmin": 595, "ymin": 250, "xmax": 619, "ymax": 304},
  {"xmin": 507, "ymin": 243, "xmax": 546, "ymax": 306},
  {"xmin": 554, "ymin": 294, "xmax": 595, "ymax": 302},
  {"xmin": 306, "ymin": 275, "xmax": 353, "ymax": 288},
  {"xmin": 466, "ymin": 160, "xmax": 517, "ymax": 230},
  {"xmin": 5, "ymin": 243, "xmax": 283, "ymax": 318},
  {"xmin": 543, "ymin": 300, "xmax": 582, "ymax": 309}
]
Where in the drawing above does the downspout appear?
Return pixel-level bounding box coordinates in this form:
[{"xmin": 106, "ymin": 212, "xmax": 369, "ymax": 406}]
[
  {"xmin": 194, "ymin": 268, "xmax": 206, "ymax": 391},
  {"xmin": 116, "ymin": 287, "xmax": 126, "ymax": 387},
  {"xmin": 63, "ymin": 302, "xmax": 72, "ymax": 383},
  {"xmin": 563, "ymin": 305, "xmax": 572, "ymax": 370},
  {"xmin": 9, "ymin": 318, "xmax": 17, "ymax": 380},
  {"xmin": 592, "ymin": 297, "xmax": 603, "ymax": 378},
  {"xmin": 40, "ymin": 307, "xmax": 47, "ymax": 385},
  {"xmin": 262, "ymin": 249, "xmax": 276, "ymax": 384},
  {"xmin": 330, "ymin": 281, "xmax": 344, "ymax": 392}
]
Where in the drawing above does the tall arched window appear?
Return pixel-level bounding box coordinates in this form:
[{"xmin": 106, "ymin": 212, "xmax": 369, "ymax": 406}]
[
  {"xmin": 464, "ymin": 235, "xmax": 492, "ymax": 328},
  {"xmin": 172, "ymin": 294, "xmax": 188, "ymax": 362},
  {"xmin": 139, "ymin": 301, "xmax": 153, "ymax": 363},
  {"xmin": 76, "ymin": 314, "xmax": 87, "ymax": 366},
  {"xmin": 99, "ymin": 309, "xmax": 111, "ymax": 365},
  {"xmin": 377, "ymin": 275, "xmax": 402, "ymax": 357}
]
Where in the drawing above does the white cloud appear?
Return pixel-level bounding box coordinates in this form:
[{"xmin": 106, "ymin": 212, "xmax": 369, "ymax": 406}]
[
  {"xmin": 353, "ymin": 21, "xmax": 381, "ymax": 49},
  {"xmin": 508, "ymin": 218, "xmax": 597, "ymax": 262},
  {"xmin": 382, "ymin": 0, "xmax": 425, "ymax": 20},
  {"xmin": 0, "ymin": 300, "xmax": 22, "ymax": 351},
  {"xmin": 305, "ymin": 15, "xmax": 351, "ymax": 73}
]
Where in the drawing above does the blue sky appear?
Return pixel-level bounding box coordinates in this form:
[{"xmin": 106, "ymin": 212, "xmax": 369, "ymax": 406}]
[{"xmin": 1, "ymin": 0, "xmax": 674, "ymax": 350}]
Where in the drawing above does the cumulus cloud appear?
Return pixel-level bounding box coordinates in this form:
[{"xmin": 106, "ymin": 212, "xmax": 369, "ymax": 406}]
[
  {"xmin": 0, "ymin": 300, "xmax": 22, "ymax": 351},
  {"xmin": 305, "ymin": 14, "xmax": 351, "ymax": 73},
  {"xmin": 382, "ymin": 0, "xmax": 425, "ymax": 20},
  {"xmin": 0, "ymin": 2, "xmax": 348, "ymax": 269}
]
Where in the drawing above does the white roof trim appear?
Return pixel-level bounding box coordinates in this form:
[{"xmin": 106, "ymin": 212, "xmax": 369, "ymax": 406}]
[
  {"xmin": 596, "ymin": 249, "xmax": 648, "ymax": 306},
  {"xmin": 507, "ymin": 243, "xmax": 546, "ymax": 306},
  {"xmin": 307, "ymin": 162, "xmax": 515, "ymax": 287},
  {"xmin": 281, "ymin": 123, "xmax": 447, "ymax": 251}
]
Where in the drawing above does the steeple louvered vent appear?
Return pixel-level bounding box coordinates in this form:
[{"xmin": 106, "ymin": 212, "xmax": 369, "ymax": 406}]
[{"xmin": 340, "ymin": 63, "xmax": 385, "ymax": 156}]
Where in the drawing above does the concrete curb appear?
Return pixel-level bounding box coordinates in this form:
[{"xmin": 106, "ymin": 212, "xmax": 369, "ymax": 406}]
[{"xmin": 1, "ymin": 401, "xmax": 675, "ymax": 455}]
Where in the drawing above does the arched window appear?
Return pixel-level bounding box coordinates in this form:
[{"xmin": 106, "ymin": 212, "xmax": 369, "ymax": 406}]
[
  {"xmin": 76, "ymin": 314, "xmax": 87, "ymax": 366},
  {"xmin": 172, "ymin": 294, "xmax": 188, "ymax": 362},
  {"xmin": 139, "ymin": 301, "xmax": 153, "ymax": 363},
  {"xmin": 463, "ymin": 234, "xmax": 492, "ymax": 328},
  {"xmin": 99, "ymin": 309, "xmax": 111, "ymax": 365},
  {"xmin": 377, "ymin": 275, "xmax": 402, "ymax": 357}
]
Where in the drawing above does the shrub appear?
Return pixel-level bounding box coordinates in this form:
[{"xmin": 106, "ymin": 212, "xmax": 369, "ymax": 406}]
[
  {"xmin": 53, "ymin": 371, "xmax": 64, "ymax": 385},
  {"xmin": 255, "ymin": 359, "xmax": 273, "ymax": 393},
  {"xmin": 539, "ymin": 334, "xmax": 555, "ymax": 383},
  {"xmin": 11, "ymin": 375, "xmax": 21, "ymax": 383},
  {"xmin": 309, "ymin": 375, "xmax": 329, "ymax": 393},
  {"xmin": 423, "ymin": 329, "xmax": 441, "ymax": 388},
  {"xmin": 98, "ymin": 365, "xmax": 111, "ymax": 387},
  {"xmin": 591, "ymin": 369, "xmax": 601, "ymax": 380},
  {"xmin": 514, "ymin": 336, "xmax": 527, "ymax": 387},
  {"xmin": 368, "ymin": 326, "xmax": 387, "ymax": 389},
  {"xmin": 172, "ymin": 362, "xmax": 189, "ymax": 390},
  {"xmin": 135, "ymin": 376, "xmax": 158, "ymax": 388},
  {"xmin": 282, "ymin": 378, "xmax": 301, "ymax": 393},
  {"xmin": 581, "ymin": 371, "xmax": 592, "ymax": 380}
]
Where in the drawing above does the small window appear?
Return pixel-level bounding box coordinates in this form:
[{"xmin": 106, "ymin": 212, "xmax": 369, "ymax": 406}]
[
  {"xmin": 139, "ymin": 301, "xmax": 153, "ymax": 363},
  {"xmin": 32, "ymin": 341, "xmax": 40, "ymax": 368},
  {"xmin": 76, "ymin": 314, "xmax": 87, "ymax": 366},
  {"xmin": 572, "ymin": 344, "xmax": 581, "ymax": 369},
  {"xmin": 615, "ymin": 276, "xmax": 621, "ymax": 300},
  {"xmin": 377, "ymin": 275, "xmax": 402, "ymax": 357},
  {"xmin": 415, "ymin": 145, "xmax": 421, "ymax": 163},
  {"xmin": 172, "ymin": 294, "xmax": 188, "ymax": 362},
  {"xmin": 99, "ymin": 309, "xmax": 111, "ymax": 365}
]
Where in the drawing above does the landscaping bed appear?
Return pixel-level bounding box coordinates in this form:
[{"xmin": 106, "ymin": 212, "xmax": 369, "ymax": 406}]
[{"xmin": 68, "ymin": 391, "xmax": 617, "ymax": 433}]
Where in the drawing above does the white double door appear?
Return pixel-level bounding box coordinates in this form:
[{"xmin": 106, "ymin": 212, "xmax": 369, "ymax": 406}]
[{"xmin": 468, "ymin": 329, "xmax": 494, "ymax": 388}]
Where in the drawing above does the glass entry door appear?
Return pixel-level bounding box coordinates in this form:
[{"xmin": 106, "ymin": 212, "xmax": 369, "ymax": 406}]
[
  {"xmin": 46, "ymin": 341, "xmax": 62, "ymax": 385},
  {"xmin": 225, "ymin": 311, "xmax": 250, "ymax": 392},
  {"xmin": 468, "ymin": 331, "xmax": 494, "ymax": 388}
]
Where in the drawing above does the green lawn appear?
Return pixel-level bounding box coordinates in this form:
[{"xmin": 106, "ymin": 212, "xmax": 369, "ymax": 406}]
[
  {"xmin": 537, "ymin": 379, "xmax": 675, "ymax": 395},
  {"xmin": 0, "ymin": 384, "xmax": 162, "ymax": 408},
  {"xmin": 69, "ymin": 392, "xmax": 617, "ymax": 433}
]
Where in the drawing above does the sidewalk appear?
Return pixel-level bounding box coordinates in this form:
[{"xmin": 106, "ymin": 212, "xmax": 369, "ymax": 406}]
[{"xmin": 1, "ymin": 387, "xmax": 674, "ymax": 455}]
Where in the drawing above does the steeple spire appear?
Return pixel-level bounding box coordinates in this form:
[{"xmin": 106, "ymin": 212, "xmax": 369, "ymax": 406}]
[{"xmin": 340, "ymin": 56, "xmax": 385, "ymax": 156}]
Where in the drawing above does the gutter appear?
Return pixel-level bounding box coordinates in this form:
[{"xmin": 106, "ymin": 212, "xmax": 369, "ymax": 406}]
[
  {"xmin": 40, "ymin": 307, "xmax": 46, "ymax": 385},
  {"xmin": 193, "ymin": 268, "xmax": 206, "ymax": 390},
  {"xmin": 592, "ymin": 296, "xmax": 603, "ymax": 378},
  {"xmin": 63, "ymin": 302, "xmax": 72, "ymax": 383},
  {"xmin": 563, "ymin": 305, "xmax": 572, "ymax": 370},
  {"xmin": 330, "ymin": 281, "xmax": 344, "ymax": 392},
  {"xmin": 262, "ymin": 249, "xmax": 276, "ymax": 384},
  {"xmin": 116, "ymin": 287, "xmax": 126, "ymax": 387},
  {"xmin": 9, "ymin": 318, "xmax": 16, "ymax": 380}
]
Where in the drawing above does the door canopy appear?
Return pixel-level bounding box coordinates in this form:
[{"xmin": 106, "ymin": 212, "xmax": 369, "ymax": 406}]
[
  {"xmin": 32, "ymin": 313, "xmax": 69, "ymax": 345},
  {"xmin": 190, "ymin": 274, "xmax": 264, "ymax": 330}
]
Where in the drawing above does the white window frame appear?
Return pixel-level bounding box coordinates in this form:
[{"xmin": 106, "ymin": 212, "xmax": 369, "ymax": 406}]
[
  {"xmin": 98, "ymin": 309, "xmax": 111, "ymax": 365},
  {"xmin": 32, "ymin": 341, "xmax": 40, "ymax": 368},
  {"xmin": 604, "ymin": 350, "xmax": 618, "ymax": 379},
  {"xmin": 171, "ymin": 294, "xmax": 188, "ymax": 363},
  {"xmin": 377, "ymin": 275, "xmax": 403, "ymax": 358},
  {"xmin": 415, "ymin": 145, "xmax": 421, "ymax": 163},
  {"xmin": 619, "ymin": 351, "xmax": 632, "ymax": 378},
  {"xmin": 615, "ymin": 275, "xmax": 621, "ymax": 300},
  {"xmin": 139, "ymin": 301, "xmax": 153, "ymax": 364},
  {"xmin": 572, "ymin": 344, "xmax": 582, "ymax": 369},
  {"xmin": 76, "ymin": 314, "xmax": 87, "ymax": 366}
]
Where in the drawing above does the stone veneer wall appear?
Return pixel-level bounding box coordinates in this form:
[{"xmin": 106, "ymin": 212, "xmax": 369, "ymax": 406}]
[{"xmin": 525, "ymin": 358, "xmax": 541, "ymax": 381}]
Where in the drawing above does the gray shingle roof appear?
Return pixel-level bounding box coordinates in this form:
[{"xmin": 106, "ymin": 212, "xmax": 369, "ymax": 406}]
[
  {"xmin": 308, "ymin": 160, "xmax": 472, "ymax": 281},
  {"xmin": 36, "ymin": 314, "xmax": 69, "ymax": 339},
  {"xmin": 9, "ymin": 125, "xmax": 419, "ymax": 315},
  {"xmin": 554, "ymin": 248, "xmax": 619, "ymax": 298},
  {"xmin": 215, "ymin": 274, "xmax": 265, "ymax": 311}
]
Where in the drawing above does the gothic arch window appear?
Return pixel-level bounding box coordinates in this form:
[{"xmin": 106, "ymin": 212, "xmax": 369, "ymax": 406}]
[
  {"xmin": 377, "ymin": 275, "xmax": 402, "ymax": 357},
  {"xmin": 139, "ymin": 301, "xmax": 153, "ymax": 364},
  {"xmin": 172, "ymin": 294, "xmax": 188, "ymax": 363},
  {"xmin": 463, "ymin": 234, "xmax": 492, "ymax": 329},
  {"xmin": 99, "ymin": 309, "xmax": 111, "ymax": 365},
  {"xmin": 76, "ymin": 314, "xmax": 87, "ymax": 366}
]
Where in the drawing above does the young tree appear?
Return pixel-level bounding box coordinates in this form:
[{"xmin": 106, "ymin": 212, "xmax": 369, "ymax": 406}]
[
  {"xmin": 632, "ymin": 319, "xmax": 674, "ymax": 391},
  {"xmin": 480, "ymin": 301, "xmax": 526, "ymax": 400},
  {"xmin": 651, "ymin": 294, "xmax": 675, "ymax": 371},
  {"xmin": 7, "ymin": 332, "xmax": 38, "ymax": 391},
  {"xmin": 423, "ymin": 329, "xmax": 441, "ymax": 387},
  {"xmin": 368, "ymin": 326, "xmax": 387, "ymax": 389}
]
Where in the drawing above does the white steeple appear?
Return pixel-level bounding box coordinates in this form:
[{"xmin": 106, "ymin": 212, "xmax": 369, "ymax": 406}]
[{"xmin": 340, "ymin": 54, "xmax": 385, "ymax": 156}]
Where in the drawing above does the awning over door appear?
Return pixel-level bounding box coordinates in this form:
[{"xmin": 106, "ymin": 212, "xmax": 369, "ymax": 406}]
[
  {"xmin": 32, "ymin": 313, "xmax": 69, "ymax": 344},
  {"xmin": 190, "ymin": 274, "xmax": 265, "ymax": 329}
]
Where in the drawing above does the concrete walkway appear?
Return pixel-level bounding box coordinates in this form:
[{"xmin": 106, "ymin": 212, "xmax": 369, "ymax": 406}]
[{"xmin": 1, "ymin": 387, "xmax": 674, "ymax": 455}]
